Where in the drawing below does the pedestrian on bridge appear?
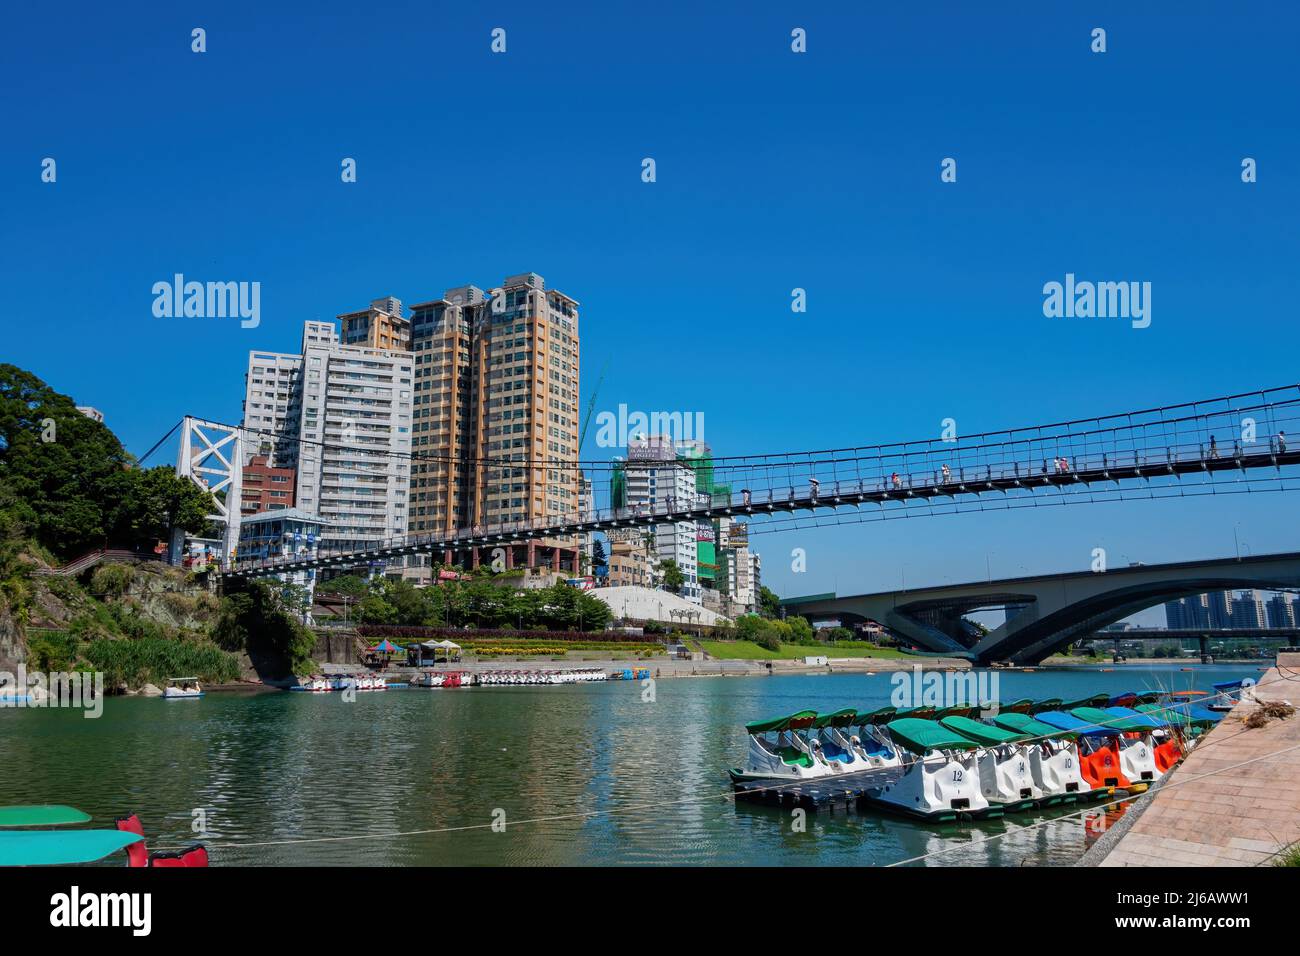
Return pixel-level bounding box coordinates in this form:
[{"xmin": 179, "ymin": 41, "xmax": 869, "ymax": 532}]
[
  {"xmin": 1209, "ymin": 435, "xmax": 1219, "ymax": 458},
  {"xmin": 1279, "ymin": 431, "xmax": 1287, "ymax": 454}
]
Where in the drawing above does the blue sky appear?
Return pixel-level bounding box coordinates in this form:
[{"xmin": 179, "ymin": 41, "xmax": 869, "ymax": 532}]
[{"xmin": 3, "ymin": 2, "xmax": 1297, "ymax": 619}]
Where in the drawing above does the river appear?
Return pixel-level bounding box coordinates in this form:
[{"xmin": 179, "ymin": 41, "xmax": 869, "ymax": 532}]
[{"xmin": 0, "ymin": 663, "xmax": 1261, "ymax": 866}]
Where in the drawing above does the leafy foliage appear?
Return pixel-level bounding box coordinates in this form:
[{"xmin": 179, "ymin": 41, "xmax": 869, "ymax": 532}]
[{"xmin": 0, "ymin": 364, "xmax": 215, "ymax": 558}]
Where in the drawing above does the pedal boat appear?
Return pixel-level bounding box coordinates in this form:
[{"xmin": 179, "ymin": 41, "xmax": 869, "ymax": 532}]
[
  {"xmin": 1071, "ymin": 707, "xmax": 1164, "ymax": 788},
  {"xmin": 862, "ymin": 718, "xmax": 992, "ymax": 821},
  {"xmin": 849, "ymin": 707, "xmax": 904, "ymax": 769},
  {"xmin": 162, "ymin": 677, "xmax": 204, "ymax": 699},
  {"xmin": 940, "ymin": 715, "xmax": 1043, "ymax": 812},
  {"xmin": 1034, "ymin": 711, "xmax": 1133, "ymax": 794},
  {"xmin": 809, "ymin": 709, "xmax": 882, "ymax": 775},
  {"xmin": 991, "ymin": 711, "xmax": 1094, "ymax": 804},
  {"xmin": 0, "ymin": 806, "xmax": 207, "ymax": 868},
  {"xmin": 729, "ymin": 710, "xmax": 834, "ymax": 783}
]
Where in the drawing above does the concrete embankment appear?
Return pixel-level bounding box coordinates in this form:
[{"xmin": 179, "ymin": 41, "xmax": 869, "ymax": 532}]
[
  {"xmin": 1093, "ymin": 652, "xmax": 1300, "ymax": 867},
  {"xmin": 314, "ymin": 656, "xmax": 968, "ymax": 680}
]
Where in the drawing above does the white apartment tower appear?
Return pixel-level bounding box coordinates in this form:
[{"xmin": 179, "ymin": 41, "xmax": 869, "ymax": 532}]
[
  {"xmin": 241, "ymin": 320, "xmax": 412, "ymax": 554},
  {"xmin": 625, "ymin": 434, "xmax": 701, "ymax": 604}
]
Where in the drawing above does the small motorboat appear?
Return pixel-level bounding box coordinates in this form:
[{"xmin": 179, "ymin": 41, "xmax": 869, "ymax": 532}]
[
  {"xmin": 162, "ymin": 677, "xmax": 204, "ymax": 699},
  {"xmin": 1070, "ymin": 707, "xmax": 1162, "ymax": 789},
  {"xmin": 291, "ymin": 675, "xmax": 333, "ymax": 692},
  {"xmin": 1035, "ymin": 711, "xmax": 1133, "ymax": 794}
]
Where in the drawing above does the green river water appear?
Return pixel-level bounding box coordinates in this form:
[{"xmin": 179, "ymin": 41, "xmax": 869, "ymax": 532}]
[{"xmin": 0, "ymin": 663, "xmax": 1261, "ymax": 866}]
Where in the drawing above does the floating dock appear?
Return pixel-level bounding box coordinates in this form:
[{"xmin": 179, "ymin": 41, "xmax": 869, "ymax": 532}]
[{"xmin": 731, "ymin": 766, "xmax": 906, "ymax": 812}]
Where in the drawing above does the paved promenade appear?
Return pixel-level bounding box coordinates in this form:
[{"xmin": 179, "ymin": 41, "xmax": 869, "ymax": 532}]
[{"xmin": 1099, "ymin": 652, "xmax": 1300, "ymax": 867}]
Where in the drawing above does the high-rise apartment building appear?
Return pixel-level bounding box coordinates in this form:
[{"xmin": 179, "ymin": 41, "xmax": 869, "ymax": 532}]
[
  {"xmin": 1266, "ymin": 593, "xmax": 1296, "ymax": 628},
  {"xmin": 623, "ymin": 434, "xmax": 701, "ymax": 604},
  {"xmin": 1231, "ymin": 590, "xmax": 1266, "ymax": 629},
  {"xmin": 406, "ymin": 273, "xmax": 583, "ymax": 573},
  {"xmin": 338, "ymin": 296, "xmax": 410, "ymax": 351},
  {"xmin": 240, "ymin": 321, "xmax": 412, "ymax": 555}
]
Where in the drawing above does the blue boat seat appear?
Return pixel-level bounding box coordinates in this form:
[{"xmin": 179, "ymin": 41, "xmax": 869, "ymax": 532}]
[
  {"xmin": 859, "ymin": 736, "xmax": 895, "ymax": 760},
  {"xmin": 820, "ymin": 739, "xmax": 854, "ymax": 763}
]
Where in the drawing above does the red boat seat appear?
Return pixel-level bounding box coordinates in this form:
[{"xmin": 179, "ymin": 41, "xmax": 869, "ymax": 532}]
[
  {"xmin": 148, "ymin": 845, "xmax": 209, "ymax": 868},
  {"xmin": 115, "ymin": 814, "xmax": 148, "ymax": 868}
]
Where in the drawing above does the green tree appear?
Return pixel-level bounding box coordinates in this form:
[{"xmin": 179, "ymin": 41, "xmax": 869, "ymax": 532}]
[
  {"xmin": 658, "ymin": 559, "xmax": 685, "ymax": 594},
  {"xmin": 0, "ymin": 365, "xmax": 214, "ymax": 557},
  {"xmin": 758, "ymin": 586, "xmax": 782, "ymax": 619}
]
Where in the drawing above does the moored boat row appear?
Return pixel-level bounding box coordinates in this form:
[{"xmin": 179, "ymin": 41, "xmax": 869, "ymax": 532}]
[
  {"xmin": 292, "ymin": 674, "xmax": 389, "ymax": 693},
  {"xmin": 729, "ymin": 691, "xmax": 1225, "ymax": 822},
  {"xmin": 411, "ymin": 668, "xmax": 609, "ymax": 688}
]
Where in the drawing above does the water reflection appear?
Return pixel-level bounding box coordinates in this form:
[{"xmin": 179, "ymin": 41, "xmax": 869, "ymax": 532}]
[{"xmin": 0, "ymin": 665, "xmax": 1250, "ymax": 866}]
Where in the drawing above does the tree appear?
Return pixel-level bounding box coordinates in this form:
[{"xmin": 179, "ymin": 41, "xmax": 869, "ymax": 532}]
[
  {"xmin": 658, "ymin": 559, "xmax": 685, "ymax": 594},
  {"xmin": 758, "ymin": 586, "xmax": 782, "ymax": 619},
  {"xmin": 0, "ymin": 364, "xmax": 214, "ymax": 557},
  {"xmin": 592, "ymin": 539, "xmax": 608, "ymax": 576}
]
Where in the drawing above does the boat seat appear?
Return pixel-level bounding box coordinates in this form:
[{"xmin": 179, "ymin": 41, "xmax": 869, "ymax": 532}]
[
  {"xmin": 860, "ymin": 737, "xmax": 895, "ymax": 759},
  {"xmin": 776, "ymin": 746, "xmax": 814, "ymax": 769},
  {"xmin": 820, "ymin": 740, "xmax": 853, "ymax": 763}
]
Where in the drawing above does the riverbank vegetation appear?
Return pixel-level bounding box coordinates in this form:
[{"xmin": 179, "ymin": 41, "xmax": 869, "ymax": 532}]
[{"xmin": 319, "ymin": 574, "xmax": 613, "ymax": 632}]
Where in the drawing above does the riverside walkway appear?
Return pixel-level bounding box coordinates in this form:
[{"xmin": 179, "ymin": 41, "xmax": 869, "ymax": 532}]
[{"xmin": 1098, "ymin": 652, "xmax": 1300, "ymax": 867}]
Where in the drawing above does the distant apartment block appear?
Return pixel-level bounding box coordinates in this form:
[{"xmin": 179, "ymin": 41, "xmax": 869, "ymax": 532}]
[
  {"xmin": 622, "ymin": 434, "xmax": 701, "ymax": 604},
  {"xmin": 76, "ymin": 406, "xmax": 104, "ymax": 424},
  {"xmin": 338, "ymin": 296, "xmax": 410, "ymax": 351},
  {"xmin": 240, "ymin": 454, "xmax": 296, "ymax": 516}
]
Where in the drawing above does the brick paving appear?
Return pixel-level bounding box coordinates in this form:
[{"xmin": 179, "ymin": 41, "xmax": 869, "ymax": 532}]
[{"xmin": 1100, "ymin": 653, "xmax": 1300, "ymax": 867}]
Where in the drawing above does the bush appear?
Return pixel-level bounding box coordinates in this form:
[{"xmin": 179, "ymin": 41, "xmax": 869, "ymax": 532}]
[
  {"xmin": 83, "ymin": 637, "xmax": 239, "ymax": 688},
  {"xmin": 89, "ymin": 563, "xmax": 134, "ymax": 598}
]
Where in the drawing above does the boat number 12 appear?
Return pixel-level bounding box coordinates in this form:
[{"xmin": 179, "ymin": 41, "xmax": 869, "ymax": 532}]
[{"xmin": 952, "ymin": 769, "xmax": 964, "ymax": 782}]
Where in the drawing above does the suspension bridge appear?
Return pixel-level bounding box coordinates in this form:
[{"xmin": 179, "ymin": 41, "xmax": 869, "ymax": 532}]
[{"xmin": 150, "ymin": 383, "xmax": 1300, "ymax": 582}]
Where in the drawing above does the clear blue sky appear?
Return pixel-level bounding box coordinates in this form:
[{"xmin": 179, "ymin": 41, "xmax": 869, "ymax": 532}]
[{"xmin": 4, "ymin": 2, "xmax": 1297, "ymax": 620}]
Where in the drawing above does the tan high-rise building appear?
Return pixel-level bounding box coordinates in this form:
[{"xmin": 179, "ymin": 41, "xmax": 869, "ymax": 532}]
[
  {"xmin": 338, "ymin": 296, "xmax": 411, "ymax": 352},
  {"xmin": 408, "ymin": 273, "xmax": 582, "ymax": 572}
]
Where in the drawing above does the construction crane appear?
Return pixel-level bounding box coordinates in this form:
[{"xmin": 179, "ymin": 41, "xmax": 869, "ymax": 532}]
[{"xmin": 578, "ymin": 360, "xmax": 608, "ymax": 450}]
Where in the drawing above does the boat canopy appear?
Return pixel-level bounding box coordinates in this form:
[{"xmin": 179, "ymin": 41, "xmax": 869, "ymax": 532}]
[
  {"xmin": 812, "ymin": 708, "xmax": 858, "ymax": 729},
  {"xmin": 1034, "ymin": 710, "xmax": 1115, "ymax": 738},
  {"xmin": 1060, "ymin": 693, "xmax": 1111, "ymax": 710},
  {"xmin": 940, "ymin": 715, "xmax": 1028, "ymax": 746},
  {"xmin": 1213, "ymin": 679, "xmax": 1248, "ymax": 693},
  {"xmin": 1071, "ymin": 706, "xmax": 1159, "ymax": 733},
  {"xmin": 0, "ymin": 805, "xmax": 92, "ymax": 828},
  {"xmin": 0, "ymin": 830, "xmax": 143, "ymax": 867},
  {"xmin": 745, "ymin": 709, "xmax": 819, "ymax": 735},
  {"xmin": 1102, "ymin": 705, "xmax": 1168, "ymax": 729},
  {"xmin": 1000, "ymin": 698, "xmax": 1035, "ymax": 714},
  {"xmin": 992, "ymin": 712, "xmax": 1075, "ymax": 740},
  {"xmin": 853, "ymin": 706, "xmax": 896, "ymax": 726},
  {"xmin": 1138, "ymin": 702, "xmax": 1221, "ymax": 728},
  {"xmin": 1029, "ymin": 697, "xmax": 1063, "ymax": 714},
  {"xmin": 1135, "ymin": 691, "xmax": 1163, "ymax": 705},
  {"xmin": 885, "ymin": 718, "xmax": 981, "ymax": 754},
  {"xmin": 895, "ymin": 706, "xmax": 937, "ymax": 719},
  {"xmin": 934, "ymin": 704, "xmax": 977, "ymax": 720},
  {"xmin": 1108, "ymin": 691, "xmax": 1138, "ymax": 706}
]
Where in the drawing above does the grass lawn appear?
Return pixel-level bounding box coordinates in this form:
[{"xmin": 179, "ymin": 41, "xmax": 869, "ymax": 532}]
[{"xmin": 698, "ymin": 640, "xmax": 912, "ymax": 660}]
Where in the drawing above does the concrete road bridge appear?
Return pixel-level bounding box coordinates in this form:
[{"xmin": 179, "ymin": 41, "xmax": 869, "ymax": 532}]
[{"xmin": 780, "ymin": 551, "xmax": 1300, "ymax": 665}]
